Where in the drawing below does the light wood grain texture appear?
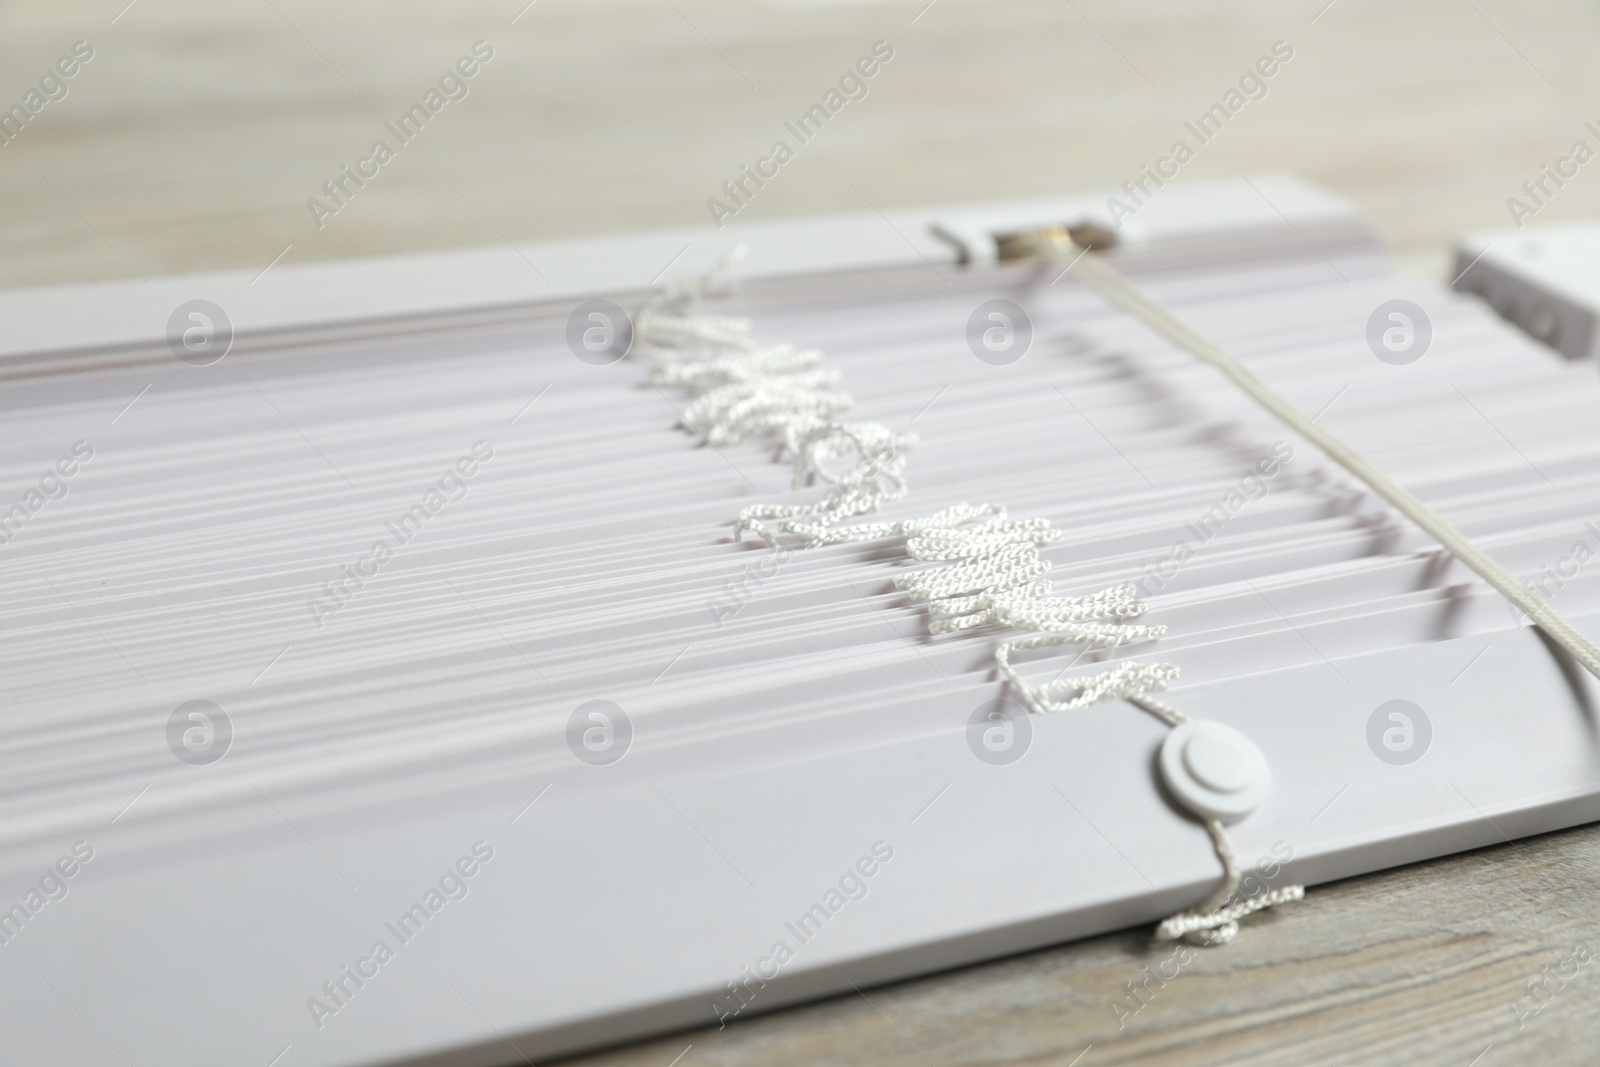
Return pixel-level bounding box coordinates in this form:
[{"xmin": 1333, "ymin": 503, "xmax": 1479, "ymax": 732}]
[
  {"xmin": 5, "ymin": 0, "xmax": 1600, "ymax": 288},
  {"xmin": 7, "ymin": 2, "xmax": 1600, "ymax": 1065}
]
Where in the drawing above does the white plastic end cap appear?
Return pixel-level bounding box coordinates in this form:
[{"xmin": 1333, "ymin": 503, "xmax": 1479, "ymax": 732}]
[{"xmin": 1158, "ymin": 720, "xmax": 1269, "ymax": 823}]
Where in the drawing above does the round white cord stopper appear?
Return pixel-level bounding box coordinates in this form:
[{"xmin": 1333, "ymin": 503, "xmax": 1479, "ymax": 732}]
[{"xmin": 1159, "ymin": 720, "xmax": 1269, "ymax": 823}]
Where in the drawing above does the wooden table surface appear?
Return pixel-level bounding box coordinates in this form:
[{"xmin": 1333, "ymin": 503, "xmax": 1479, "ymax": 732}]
[{"xmin": 6, "ymin": 1, "xmax": 1600, "ymax": 1064}]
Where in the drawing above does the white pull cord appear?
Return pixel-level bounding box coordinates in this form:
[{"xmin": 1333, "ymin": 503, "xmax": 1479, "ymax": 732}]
[
  {"xmin": 636, "ymin": 247, "xmax": 916, "ymax": 542},
  {"xmin": 733, "ymin": 420, "xmax": 914, "ymax": 543},
  {"xmin": 642, "ymin": 253, "xmax": 1301, "ymax": 944},
  {"xmin": 828, "ymin": 502, "xmax": 1304, "ymax": 945},
  {"xmin": 1153, "ymin": 815, "xmax": 1304, "ymax": 946},
  {"xmin": 1025, "ymin": 229, "xmax": 1600, "ymax": 682}
]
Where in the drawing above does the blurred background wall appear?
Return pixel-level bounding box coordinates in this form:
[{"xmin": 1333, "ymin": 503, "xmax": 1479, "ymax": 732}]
[{"xmin": 3, "ymin": 0, "xmax": 1599, "ymax": 289}]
